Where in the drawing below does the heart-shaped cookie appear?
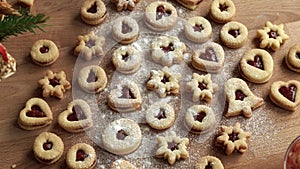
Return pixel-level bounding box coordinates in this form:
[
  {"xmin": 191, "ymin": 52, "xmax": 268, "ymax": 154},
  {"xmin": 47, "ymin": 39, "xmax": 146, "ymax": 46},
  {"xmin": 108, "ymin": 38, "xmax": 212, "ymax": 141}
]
[
  {"xmin": 58, "ymin": 99, "xmax": 93, "ymax": 133},
  {"xmin": 108, "ymin": 81, "xmax": 142, "ymax": 113},
  {"xmin": 18, "ymin": 98, "xmax": 53, "ymax": 130},
  {"xmin": 269, "ymin": 80, "xmax": 300, "ymax": 111},
  {"xmin": 192, "ymin": 42, "xmax": 225, "ymax": 73}
]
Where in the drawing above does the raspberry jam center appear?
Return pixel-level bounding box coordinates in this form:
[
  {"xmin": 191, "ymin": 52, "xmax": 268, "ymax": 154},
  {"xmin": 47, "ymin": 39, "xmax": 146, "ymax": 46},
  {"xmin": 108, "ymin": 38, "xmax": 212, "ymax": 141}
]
[
  {"xmin": 268, "ymin": 30, "xmax": 278, "ymax": 39},
  {"xmin": 39, "ymin": 46, "xmax": 49, "ymax": 54},
  {"xmin": 156, "ymin": 5, "xmax": 172, "ymax": 20},
  {"xmin": 120, "ymin": 87, "xmax": 135, "ymax": 99},
  {"xmin": 219, "ymin": 3, "xmax": 228, "ymax": 11},
  {"xmin": 205, "ymin": 162, "xmax": 213, "ymax": 169},
  {"xmin": 67, "ymin": 105, "xmax": 87, "ymax": 121},
  {"xmin": 199, "ymin": 48, "xmax": 218, "ymax": 62},
  {"xmin": 229, "ymin": 132, "xmax": 239, "ymax": 142},
  {"xmin": 122, "ymin": 53, "xmax": 130, "ymax": 62},
  {"xmin": 296, "ymin": 52, "xmax": 300, "ymax": 59},
  {"xmin": 198, "ymin": 82, "xmax": 207, "ymax": 90},
  {"xmin": 193, "ymin": 24, "xmax": 204, "ymax": 32},
  {"xmin": 235, "ymin": 90, "xmax": 247, "ymax": 101},
  {"xmin": 117, "ymin": 129, "xmax": 128, "ymax": 140},
  {"xmin": 279, "ymin": 85, "xmax": 297, "ymax": 102},
  {"xmin": 76, "ymin": 150, "xmax": 88, "ymax": 161},
  {"xmin": 167, "ymin": 142, "xmax": 179, "ymax": 151},
  {"xmin": 155, "ymin": 108, "xmax": 167, "ymax": 120},
  {"xmin": 161, "ymin": 43, "xmax": 174, "ymax": 53},
  {"xmin": 87, "ymin": 70, "xmax": 98, "ymax": 83},
  {"xmin": 194, "ymin": 112, "xmax": 206, "ymax": 122},
  {"xmin": 121, "ymin": 23, "xmax": 132, "ymax": 34},
  {"xmin": 228, "ymin": 29, "xmax": 240, "ymax": 38},
  {"xmin": 85, "ymin": 39, "xmax": 96, "ymax": 48},
  {"xmin": 161, "ymin": 75, "xmax": 170, "ymax": 84},
  {"xmin": 49, "ymin": 78, "xmax": 60, "ymax": 87},
  {"xmin": 26, "ymin": 105, "xmax": 46, "ymax": 117},
  {"xmin": 247, "ymin": 55, "xmax": 264, "ymax": 70},
  {"xmin": 43, "ymin": 141, "xmax": 53, "ymax": 151},
  {"xmin": 87, "ymin": 2, "xmax": 97, "ymax": 13}
]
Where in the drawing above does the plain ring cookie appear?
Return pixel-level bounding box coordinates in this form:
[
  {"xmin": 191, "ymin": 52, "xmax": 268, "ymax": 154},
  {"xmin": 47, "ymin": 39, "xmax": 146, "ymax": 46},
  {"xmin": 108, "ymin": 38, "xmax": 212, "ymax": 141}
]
[
  {"xmin": 146, "ymin": 102, "xmax": 175, "ymax": 130},
  {"xmin": 195, "ymin": 156, "xmax": 224, "ymax": 169},
  {"xmin": 112, "ymin": 16, "xmax": 139, "ymax": 44},
  {"xmin": 184, "ymin": 16, "xmax": 212, "ymax": 43},
  {"xmin": 30, "ymin": 39, "xmax": 59, "ymax": 66},
  {"xmin": 102, "ymin": 118, "xmax": 142, "ymax": 155},
  {"xmin": 80, "ymin": 0, "xmax": 107, "ymax": 25},
  {"xmin": 210, "ymin": 0, "xmax": 236, "ymax": 23},
  {"xmin": 66, "ymin": 143, "xmax": 97, "ymax": 169},
  {"xmin": 286, "ymin": 44, "xmax": 300, "ymax": 72},
  {"xmin": 112, "ymin": 45, "xmax": 141, "ymax": 74},
  {"xmin": 78, "ymin": 65, "xmax": 108, "ymax": 93}
]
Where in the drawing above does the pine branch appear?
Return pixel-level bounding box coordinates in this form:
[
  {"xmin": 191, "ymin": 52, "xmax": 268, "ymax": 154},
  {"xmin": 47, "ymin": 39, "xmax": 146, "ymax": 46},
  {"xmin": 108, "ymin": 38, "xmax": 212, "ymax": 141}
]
[{"xmin": 0, "ymin": 8, "xmax": 49, "ymax": 41}]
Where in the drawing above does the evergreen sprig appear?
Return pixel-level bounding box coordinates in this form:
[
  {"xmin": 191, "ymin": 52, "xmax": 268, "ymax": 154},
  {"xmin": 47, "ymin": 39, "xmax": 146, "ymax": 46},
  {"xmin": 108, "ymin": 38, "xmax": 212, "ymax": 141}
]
[{"xmin": 0, "ymin": 8, "xmax": 49, "ymax": 41}]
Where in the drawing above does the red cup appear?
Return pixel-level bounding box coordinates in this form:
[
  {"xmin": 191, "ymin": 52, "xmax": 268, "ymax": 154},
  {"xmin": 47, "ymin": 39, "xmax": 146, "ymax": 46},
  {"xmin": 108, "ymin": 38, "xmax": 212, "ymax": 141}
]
[{"xmin": 284, "ymin": 136, "xmax": 300, "ymax": 169}]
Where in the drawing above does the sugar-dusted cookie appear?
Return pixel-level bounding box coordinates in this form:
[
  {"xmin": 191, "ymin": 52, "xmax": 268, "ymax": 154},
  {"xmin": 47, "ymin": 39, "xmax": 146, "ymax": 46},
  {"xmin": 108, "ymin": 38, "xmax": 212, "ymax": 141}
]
[
  {"xmin": 112, "ymin": 45, "xmax": 141, "ymax": 74},
  {"xmin": 38, "ymin": 70, "xmax": 71, "ymax": 99},
  {"xmin": 156, "ymin": 131, "xmax": 189, "ymax": 165},
  {"xmin": 184, "ymin": 105, "xmax": 215, "ymax": 134},
  {"xmin": 285, "ymin": 44, "xmax": 300, "ymax": 72},
  {"xmin": 239, "ymin": 49, "xmax": 273, "ymax": 83},
  {"xmin": 192, "ymin": 42, "xmax": 225, "ymax": 73},
  {"xmin": 145, "ymin": 102, "xmax": 175, "ymax": 130},
  {"xmin": 102, "ymin": 118, "xmax": 142, "ymax": 155},
  {"xmin": 80, "ymin": 0, "xmax": 107, "ymax": 25},
  {"xmin": 210, "ymin": 0, "xmax": 236, "ymax": 23},
  {"xmin": 220, "ymin": 21, "xmax": 248, "ymax": 48},
  {"xmin": 257, "ymin": 21, "xmax": 289, "ymax": 51},
  {"xmin": 18, "ymin": 98, "xmax": 53, "ymax": 130},
  {"xmin": 195, "ymin": 156, "xmax": 224, "ymax": 169},
  {"xmin": 110, "ymin": 0, "xmax": 140, "ymax": 12},
  {"xmin": 224, "ymin": 78, "xmax": 264, "ymax": 118},
  {"xmin": 145, "ymin": 1, "xmax": 178, "ymax": 32},
  {"xmin": 33, "ymin": 132, "xmax": 64, "ymax": 165},
  {"xmin": 66, "ymin": 143, "xmax": 97, "ymax": 169},
  {"xmin": 0, "ymin": 43, "xmax": 16, "ymax": 81},
  {"xmin": 269, "ymin": 80, "xmax": 300, "ymax": 111},
  {"xmin": 58, "ymin": 99, "xmax": 93, "ymax": 133},
  {"xmin": 215, "ymin": 123, "xmax": 251, "ymax": 155},
  {"xmin": 176, "ymin": 0, "xmax": 202, "ymax": 10},
  {"xmin": 184, "ymin": 16, "xmax": 212, "ymax": 43},
  {"xmin": 147, "ymin": 67, "xmax": 181, "ymax": 98},
  {"xmin": 108, "ymin": 81, "xmax": 142, "ymax": 113},
  {"xmin": 74, "ymin": 31, "xmax": 105, "ymax": 61},
  {"xmin": 186, "ymin": 73, "xmax": 218, "ymax": 103},
  {"xmin": 77, "ymin": 65, "xmax": 107, "ymax": 93},
  {"xmin": 110, "ymin": 159, "xmax": 137, "ymax": 169},
  {"xmin": 30, "ymin": 39, "xmax": 59, "ymax": 66},
  {"xmin": 151, "ymin": 36, "xmax": 186, "ymax": 66},
  {"xmin": 112, "ymin": 16, "xmax": 139, "ymax": 44}
]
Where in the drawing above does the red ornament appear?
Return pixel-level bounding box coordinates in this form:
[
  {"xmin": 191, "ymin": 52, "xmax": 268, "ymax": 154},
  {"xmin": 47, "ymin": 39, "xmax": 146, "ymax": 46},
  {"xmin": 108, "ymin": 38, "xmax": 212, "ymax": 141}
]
[{"xmin": 0, "ymin": 44, "xmax": 8, "ymax": 63}]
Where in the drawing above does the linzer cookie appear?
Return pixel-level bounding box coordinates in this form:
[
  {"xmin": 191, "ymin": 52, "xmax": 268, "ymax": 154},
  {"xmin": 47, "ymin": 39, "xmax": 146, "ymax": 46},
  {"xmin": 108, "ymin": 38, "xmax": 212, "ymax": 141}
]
[
  {"xmin": 195, "ymin": 156, "xmax": 224, "ymax": 169},
  {"xmin": 66, "ymin": 143, "xmax": 97, "ymax": 169},
  {"xmin": 30, "ymin": 39, "xmax": 59, "ymax": 66},
  {"xmin": 110, "ymin": 159, "xmax": 137, "ymax": 169},
  {"xmin": 58, "ymin": 99, "xmax": 93, "ymax": 133},
  {"xmin": 80, "ymin": 0, "xmax": 107, "ymax": 25},
  {"xmin": 145, "ymin": 1, "xmax": 178, "ymax": 32},
  {"xmin": 210, "ymin": 0, "xmax": 236, "ymax": 23},
  {"xmin": 112, "ymin": 16, "xmax": 139, "ymax": 44},
  {"xmin": 102, "ymin": 118, "xmax": 142, "ymax": 155},
  {"xmin": 285, "ymin": 44, "xmax": 300, "ymax": 72},
  {"xmin": 220, "ymin": 21, "xmax": 248, "ymax": 48},
  {"xmin": 269, "ymin": 80, "xmax": 300, "ymax": 111},
  {"xmin": 184, "ymin": 16, "xmax": 212, "ymax": 43},
  {"xmin": 110, "ymin": 0, "xmax": 140, "ymax": 12},
  {"xmin": 18, "ymin": 98, "xmax": 53, "ymax": 130},
  {"xmin": 176, "ymin": 0, "xmax": 202, "ymax": 10},
  {"xmin": 239, "ymin": 49, "xmax": 273, "ymax": 83},
  {"xmin": 0, "ymin": 43, "xmax": 16, "ymax": 81},
  {"xmin": 33, "ymin": 132, "xmax": 64, "ymax": 165}
]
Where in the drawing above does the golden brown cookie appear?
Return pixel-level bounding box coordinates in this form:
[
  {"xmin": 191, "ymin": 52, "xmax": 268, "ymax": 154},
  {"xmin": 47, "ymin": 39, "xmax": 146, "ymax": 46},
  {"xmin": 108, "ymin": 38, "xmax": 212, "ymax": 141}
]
[
  {"xmin": 195, "ymin": 156, "xmax": 224, "ymax": 169},
  {"xmin": 30, "ymin": 39, "xmax": 59, "ymax": 66},
  {"xmin": 18, "ymin": 98, "xmax": 53, "ymax": 130},
  {"xmin": 220, "ymin": 21, "xmax": 248, "ymax": 48},
  {"xmin": 285, "ymin": 44, "xmax": 300, "ymax": 72},
  {"xmin": 33, "ymin": 132, "xmax": 64, "ymax": 165},
  {"xmin": 80, "ymin": 0, "xmax": 107, "ymax": 25},
  {"xmin": 184, "ymin": 16, "xmax": 212, "ymax": 43},
  {"xmin": 110, "ymin": 0, "xmax": 140, "ymax": 12},
  {"xmin": 176, "ymin": 0, "xmax": 202, "ymax": 10},
  {"xmin": 110, "ymin": 159, "xmax": 137, "ymax": 169},
  {"xmin": 0, "ymin": 43, "xmax": 16, "ymax": 82},
  {"xmin": 210, "ymin": 0, "xmax": 236, "ymax": 23},
  {"xmin": 269, "ymin": 80, "xmax": 300, "ymax": 111},
  {"xmin": 66, "ymin": 143, "xmax": 97, "ymax": 169},
  {"xmin": 112, "ymin": 16, "xmax": 139, "ymax": 45}
]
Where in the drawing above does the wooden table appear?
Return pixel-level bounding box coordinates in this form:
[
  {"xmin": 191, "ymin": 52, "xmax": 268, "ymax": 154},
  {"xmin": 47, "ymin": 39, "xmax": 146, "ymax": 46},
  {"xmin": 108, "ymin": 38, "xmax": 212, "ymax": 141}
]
[{"xmin": 1, "ymin": 0, "xmax": 300, "ymax": 168}]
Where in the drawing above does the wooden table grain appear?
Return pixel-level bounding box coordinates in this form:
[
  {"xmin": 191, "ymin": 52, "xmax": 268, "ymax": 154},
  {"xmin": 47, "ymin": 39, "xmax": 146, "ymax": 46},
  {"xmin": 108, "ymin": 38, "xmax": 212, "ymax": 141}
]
[{"xmin": 1, "ymin": 0, "xmax": 300, "ymax": 168}]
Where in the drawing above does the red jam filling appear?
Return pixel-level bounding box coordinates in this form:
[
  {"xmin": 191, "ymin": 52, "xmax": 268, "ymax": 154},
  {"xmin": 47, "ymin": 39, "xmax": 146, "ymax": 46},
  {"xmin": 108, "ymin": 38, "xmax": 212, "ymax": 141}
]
[
  {"xmin": 279, "ymin": 85, "xmax": 297, "ymax": 102},
  {"xmin": 167, "ymin": 142, "xmax": 179, "ymax": 151},
  {"xmin": 161, "ymin": 75, "xmax": 170, "ymax": 84},
  {"xmin": 155, "ymin": 108, "xmax": 167, "ymax": 120},
  {"xmin": 87, "ymin": 70, "xmax": 98, "ymax": 83},
  {"xmin": 156, "ymin": 5, "xmax": 172, "ymax": 20},
  {"xmin": 120, "ymin": 87, "xmax": 135, "ymax": 99},
  {"xmin": 205, "ymin": 162, "xmax": 213, "ymax": 169},
  {"xmin": 43, "ymin": 141, "xmax": 53, "ymax": 151},
  {"xmin": 219, "ymin": 3, "xmax": 228, "ymax": 12},
  {"xmin": 121, "ymin": 23, "xmax": 133, "ymax": 34},
  {"xmin": 76, "ymin": 150, "xmax": 88, "ymax": 161},
  {"xmin": 198, "ymin": 82, "xmax": 207, "ymax": 90},
  {"xmin": 49, "ymin": 78, "xmax": 60, "ymax": 87},
  {"xmin": 296, "ymin": 52, "xmax": 300, "ymax": 59},
  {"xmin": 268, "ymin": 30, "xmax": 278, "ymax": 39},
  {"xmin": 67, "ymin": 105, "xmax": 87, "ymax": 121},
  {"xmin": 194, "ymin": 112, "xmax": 206, "ymax": 122},
  {"xmin": 199, "ymin": 48, "xmax": 218, "ymax": 62},
  {"xmin": 229, "ymin": 132, "xmax": 239, "ymax": 142},
  {"xmin": 122, "ymin": 53, "xmax": 130, "ymax": 62},
  {"xmin": 26, "ymin": 105, "xmax": 46, "ymax": 117},
  {"xmin": 87, "ymin": 2, "xmax": 97, "ymax": 13},
  {"xmin": 235, "ymin": 90, "xmax": 247, "ymax": 101},
  {"xmin": 160, "ymin": 43, "xmax": 175, "ymax": 53},
  {"xmin": 117, "ymin": 129, "xmax": 128, "ymax": 140},
  {"xmin": 193, "ymin": 24, "xmax": 204, "ymax": 32},
  {"xmin": 228, "ymin": 29, "xmax": 240, "ymax": 38},
  {"xmin": 247, "ymin": 55, "xmax": 264, "ymax": 70},
  {"xmin": 85, "ymin": 39, "xmax": 96, "ymax": 48},
  {"xmin": 39, "ymin": 46, "xmax": 49, "ymax": 54}
]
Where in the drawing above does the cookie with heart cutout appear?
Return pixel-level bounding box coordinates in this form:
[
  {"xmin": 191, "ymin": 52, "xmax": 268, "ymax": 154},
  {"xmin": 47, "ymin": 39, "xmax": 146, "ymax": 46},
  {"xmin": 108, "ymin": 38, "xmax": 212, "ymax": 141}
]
[
  {"xmin": 269, "ymin": 80, "xmax": 300, "ymax": 111},
  {"xmin": 66, "ymin": 143, "xmax": 97, "ymax": 169},
  {"xmin": 18, "ymin": 98, "xmax": 53, "ymax": 130},
  {"xmin": 58, "ymin": 99, "xmax": 93, "ymax": 133},
  {"xmin": 239, "ymin": 49, "xmax": 273, "ymax": 84},
  {"xmin": 192, "ymin": 42, "xmax": 225, "ymax": 73},
  {"xmin": 285, "ymin": 44, "xmax": 300, "ymax": 72}
]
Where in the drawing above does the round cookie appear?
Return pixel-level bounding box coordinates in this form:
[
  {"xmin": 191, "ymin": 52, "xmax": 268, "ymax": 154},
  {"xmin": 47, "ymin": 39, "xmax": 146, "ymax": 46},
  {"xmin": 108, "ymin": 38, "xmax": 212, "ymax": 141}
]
[
  {"xmin": 112, "ymin": 16, "xmax": 139, "ymax": 44},
  {"xmin": 145, "ymin": 102, "xmax": 175, "ymax": 130},
  {"xmin": 110, "ymin": 159, "xmax": 137, "ymax": 169},
  {"xmin": 239, "ymin": 49, "xmax": 273, "ymax": 83},
  {"xmin": 286, "ymin": 44, "xmax": 300, "ymax": 72},
  {"xmin": 30, "ymin": 39, "xmax": 59, "ymax": 66},
  {"xmin": 80, "ymin": 0, "xmax": 107, "ymax": 25},
  {"xmin": 184, "ymin": 16, "xmax": 212, "ymax": 43},
  {"xmin": 195, "ymin": 156, "xmax": 224, "ymax": 169},
  {"xmin": 145, "ymin": 1, "xmax": 178, "ymax": 32},
  {"xmin": 66, "ymin": 143, "xmax": 97, "ymax": 169},
  {"xmin": 220, "ymin": 21, "xmax": 248, "ymax": 48},
  {"xmin": 33, "ymin": 132, "xmax": 64, "ymax": 165},
  {"xmin": 210, "ymin": 0, "xmax": 236, "ymax": 23},
  {"xmin": 112, "ymin": 45, "xmax": 141, "ymax": 74},
  {"xmin": 77, "ymin": 65, "xmax": 108, "ymax": 93},
  {"xmin": 102, "ymin": 118, "xmax": 142, "ymax": 155}
]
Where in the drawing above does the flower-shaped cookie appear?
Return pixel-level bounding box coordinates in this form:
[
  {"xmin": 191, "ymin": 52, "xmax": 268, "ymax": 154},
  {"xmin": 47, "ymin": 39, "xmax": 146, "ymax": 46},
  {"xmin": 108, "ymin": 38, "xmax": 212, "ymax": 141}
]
[
  {"xmin": 38, "ymin": 70, "xmax": 71, "ymax": 99},
  {"xmin": 186, "ymin": 73, "xmax": 217, "ymax": 103},
  {"xmin": 147, "ymin": 67, "xmax": 181, "ymax": 98},
  {"xmin": 74, "ymin": 31, "xmax": 105, "ymax": 61},
  {"xmin": 215, "ymin": 123, "xmax": 251, "ymax": 155},
  {"xmin": 111, "ymin": 0, "xmax": 140, "ymax": 12},
  {"xmin": 156, "ymin": 131, "xmax": 189, "ymax": 165},
  {"xmin": 257, "ymin": 21, "xmax": 289, "ymax": 51}
]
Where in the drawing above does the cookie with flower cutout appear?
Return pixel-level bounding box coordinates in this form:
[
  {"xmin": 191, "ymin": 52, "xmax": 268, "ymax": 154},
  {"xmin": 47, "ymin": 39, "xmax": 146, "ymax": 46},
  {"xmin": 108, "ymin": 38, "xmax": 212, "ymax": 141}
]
[
  {"xmin": 215, "ymin": 123, "xmax": 251, "ymax": 155},
  {"xmin": 0, "ymin": 43, "xmax": 16, "ymax": 82},
  {"xmin": 269, "ymin": 80, "xmax": 300, "ymax": 111},
  {"xmin": 186, "ymin": 73, "xmax": 218, "ymax": 103},
  {"xmin": 66, "ymin": 143, "xmax": 97, "ymax": 169},
  {"xmin": 74, "ymin": 31, "xmax": 105, "ymax": 61},
  {"xmin": 285, "ymin": 44, "xmax": 300, "ymax": 72},
  {"xmin": 195, "ymin": 156, "xmax": 224, "ymax": 169},
  {"xmin": 156, "ymin": 131, "xmax": 189, "ymax": 165},
  {"xmin": 224, "ymin": 78, "xmax": 264, "ymax": 118},
  {"xmin": 257, "ymin": 21, "xmax": 289, "ymax": 51},
  {"xmin": 151, "ymin": 36, "xmax": 186, "ymax": 67},
  {"xmin": 110, "ymin": 0, "xmax": 140, "ymax": 12},
  {"xmin": 147, "ymin": 67, "xmax": 181, "ymax": 98},
  {"xmin": 38, "ymin": 70, "xmax": 71, "ymax": 99}
]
